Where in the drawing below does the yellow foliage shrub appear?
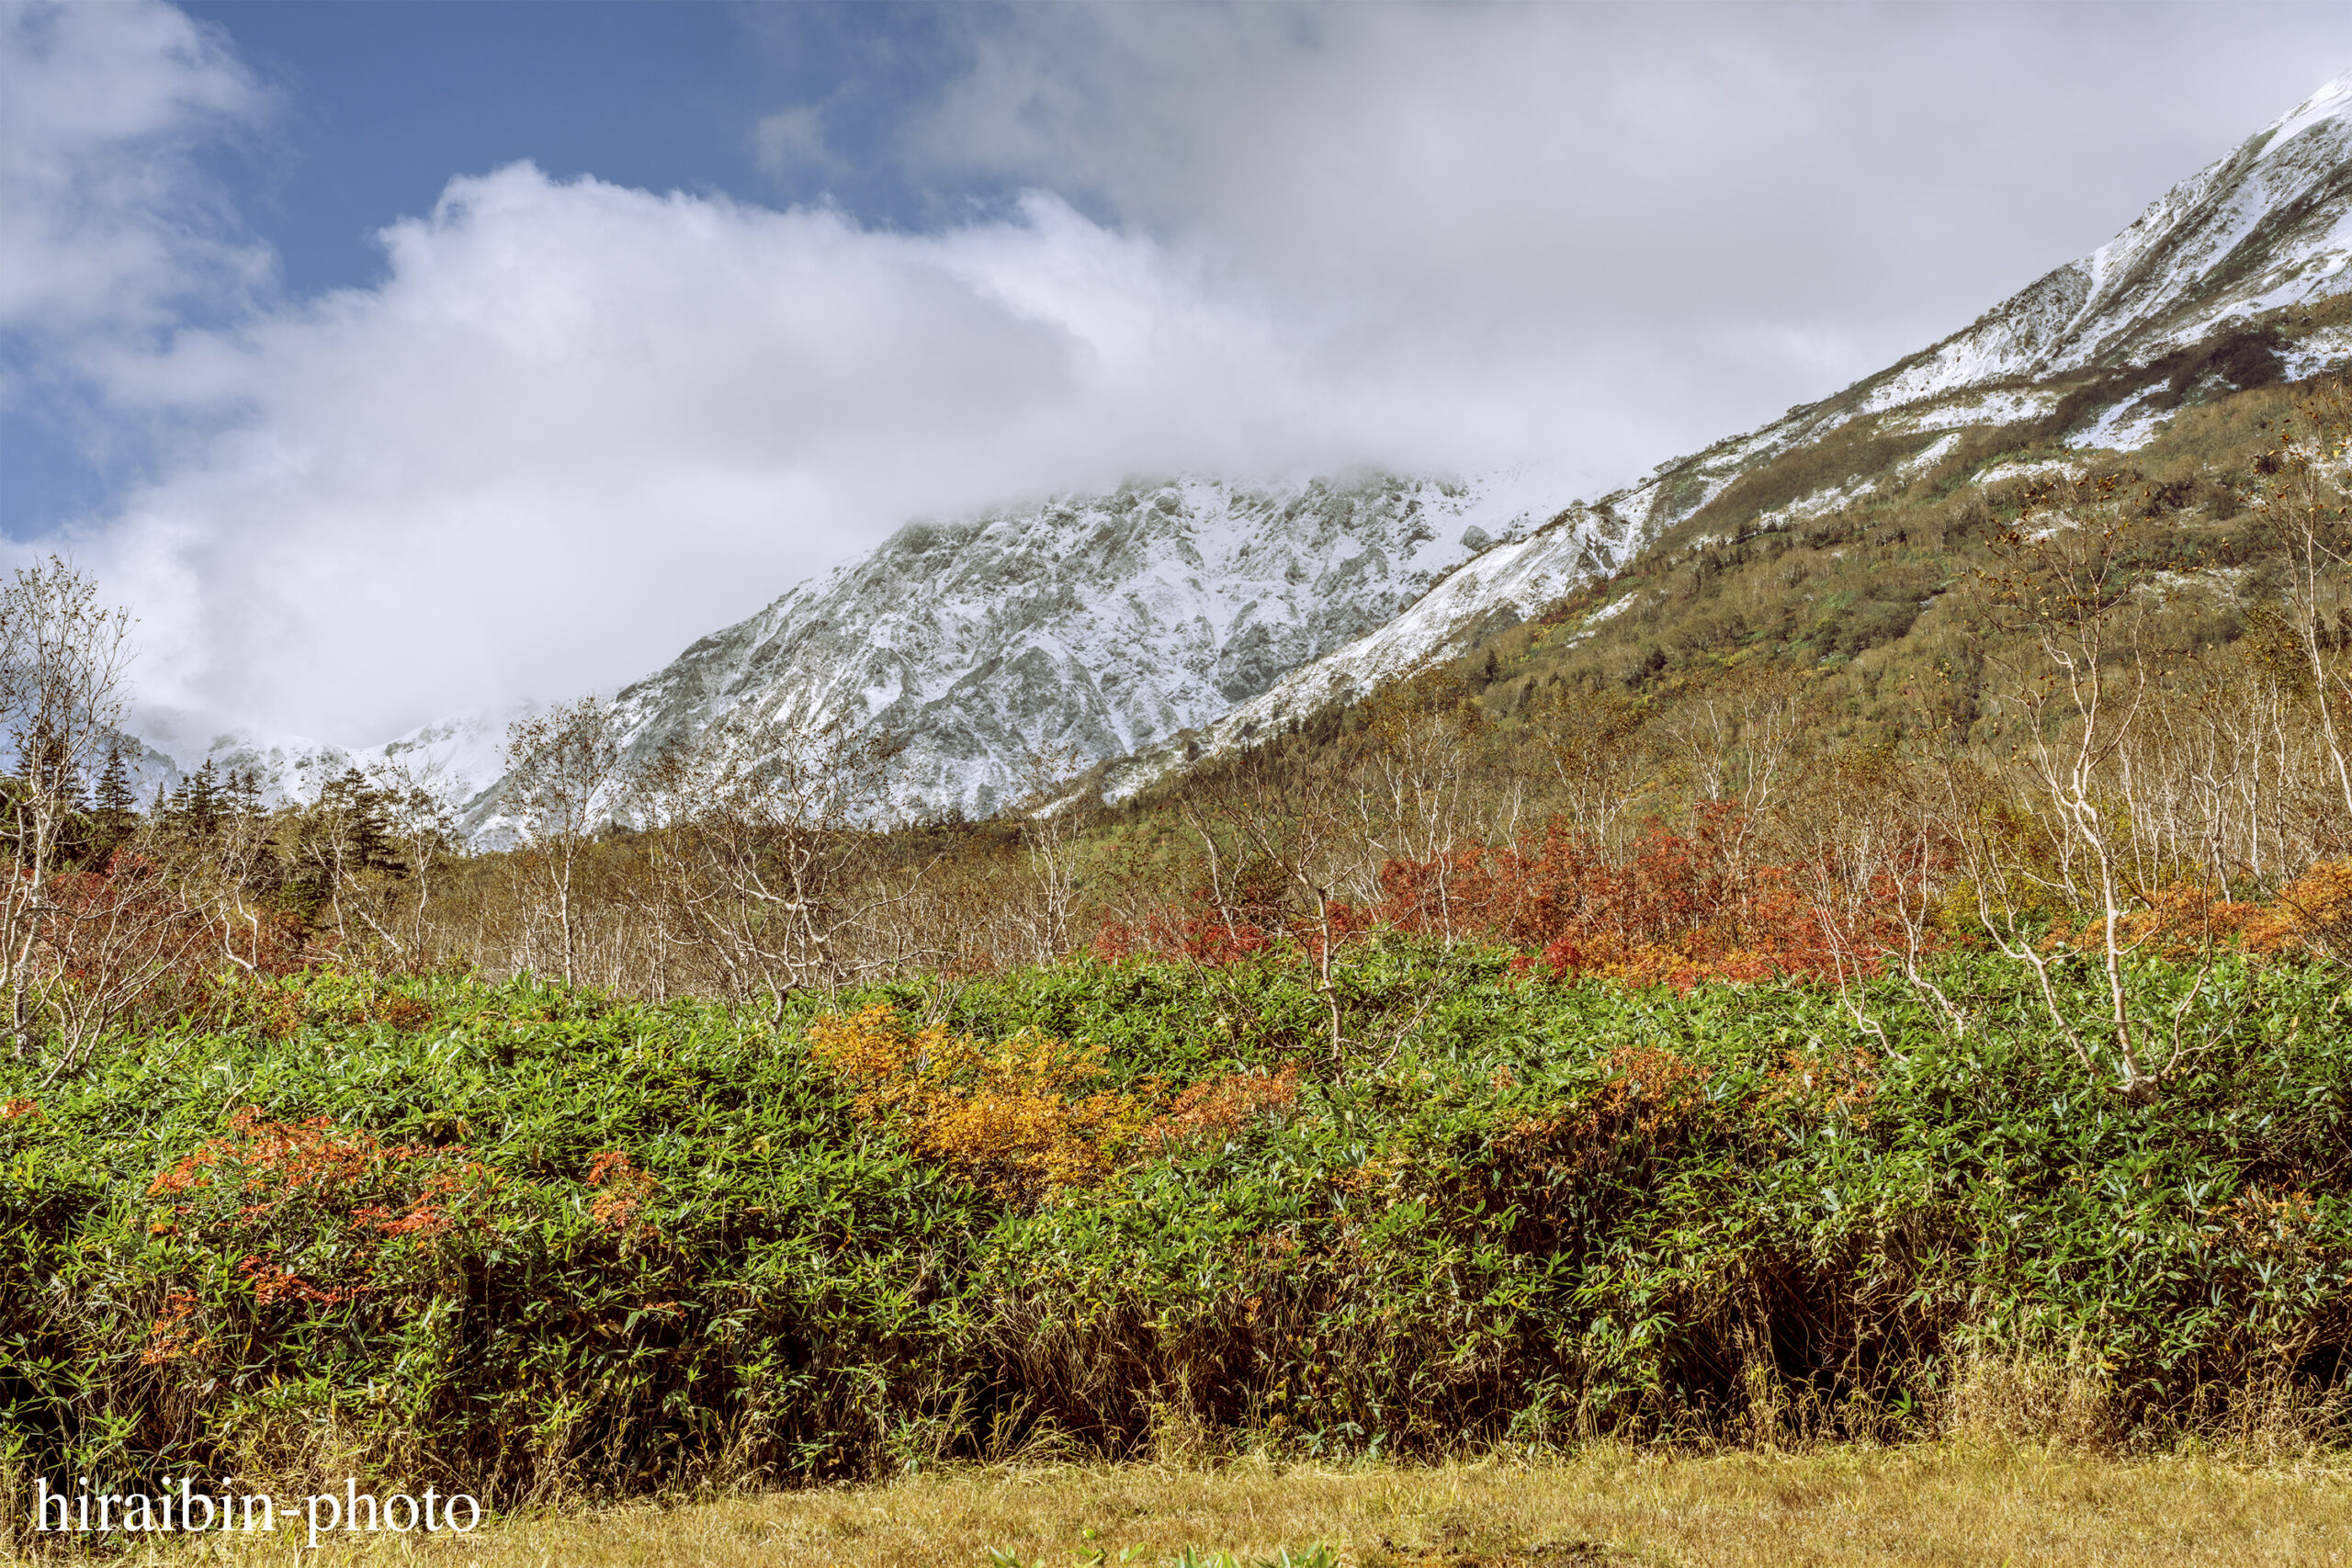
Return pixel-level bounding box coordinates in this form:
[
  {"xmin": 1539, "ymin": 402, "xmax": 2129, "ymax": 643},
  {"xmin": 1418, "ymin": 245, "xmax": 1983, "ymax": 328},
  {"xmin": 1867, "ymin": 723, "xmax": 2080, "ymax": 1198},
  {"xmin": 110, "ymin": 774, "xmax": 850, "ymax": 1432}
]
[
  {"xmin": 2250, "ymin": 859, "xmax": 2352, "ymax": 959},
  {"xmin": 805, "ymin": 1004, "xmax": 1147, "ymax": 1203},
  {"xmin": 2046, "ymin": 866, "xmax": 2352, "ymax": 963}
]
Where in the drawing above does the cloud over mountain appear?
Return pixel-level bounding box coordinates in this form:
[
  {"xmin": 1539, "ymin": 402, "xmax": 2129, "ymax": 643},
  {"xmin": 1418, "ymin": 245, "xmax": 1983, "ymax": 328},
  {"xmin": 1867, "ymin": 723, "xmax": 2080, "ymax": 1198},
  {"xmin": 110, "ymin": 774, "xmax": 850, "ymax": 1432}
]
[{"xmin": 73, "ymin": 164, "xmax": 1645, "ymax": 747}]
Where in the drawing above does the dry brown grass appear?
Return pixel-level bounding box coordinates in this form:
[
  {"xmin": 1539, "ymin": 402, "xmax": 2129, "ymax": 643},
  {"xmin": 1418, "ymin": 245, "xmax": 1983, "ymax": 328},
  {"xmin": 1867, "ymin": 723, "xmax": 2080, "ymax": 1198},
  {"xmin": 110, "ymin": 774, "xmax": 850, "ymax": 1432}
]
[{"xmin": 98, "ymin": 1444, "xmax": 2352, "ymax": 1568}]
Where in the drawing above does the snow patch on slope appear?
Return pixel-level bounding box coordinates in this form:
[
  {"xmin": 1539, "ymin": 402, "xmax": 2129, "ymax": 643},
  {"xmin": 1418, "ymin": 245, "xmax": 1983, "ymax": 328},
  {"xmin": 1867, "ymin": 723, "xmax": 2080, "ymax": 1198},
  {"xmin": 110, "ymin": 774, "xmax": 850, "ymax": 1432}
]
[
  {"xmin": 1895, "ymin": 389, "xmax": 2062, "ymax": 433},
  {"xmin": 597, "ymin": 468, "xmax": 1589, "ymax": 819},
  {"xmin": 2285, "ymin": 324, "xmax": 2352, "ymax": 379},
  {"xmin": 1854, "ymin": 68, "xmax": 2352, "ymax": 418},
  {"xmin": 2067, "ymin": 394, "xmax": 2172, "ymax": 452},
  {"xmin": 1102, "ymin": 502, "xmax": 1628, "ymax": 801}
]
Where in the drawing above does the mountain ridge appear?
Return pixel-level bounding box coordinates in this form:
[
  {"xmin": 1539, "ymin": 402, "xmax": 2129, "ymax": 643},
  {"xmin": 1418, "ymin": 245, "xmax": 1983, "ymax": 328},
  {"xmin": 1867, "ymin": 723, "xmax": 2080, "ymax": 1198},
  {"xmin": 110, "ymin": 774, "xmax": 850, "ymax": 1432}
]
[
  {"xmin": 582, "ymin": 468, "xmax": 1587, "ymax": 827},
  {"xmin": 123, "ymin": 67, "xmax": 2352, "ymax": 835},
  {"xmin": 1088, "ymin": 67, "xmax": 2352, "ymax": 791}
]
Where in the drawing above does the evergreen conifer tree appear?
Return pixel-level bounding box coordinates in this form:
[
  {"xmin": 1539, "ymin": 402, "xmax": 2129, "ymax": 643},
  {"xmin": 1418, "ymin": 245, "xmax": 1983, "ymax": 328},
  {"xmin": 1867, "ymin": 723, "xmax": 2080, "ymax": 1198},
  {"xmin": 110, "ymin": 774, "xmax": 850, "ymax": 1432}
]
[
  {"xmin": 95, "ymin": 742, "xmax": 135, "ymax": 817},
  {"xmin": 176, "ymin": 761, "xmax": 220, "ymax": 837},
  {"xmin": 223, "ymin": 765, "xmax": 264, "ymax": 821}
]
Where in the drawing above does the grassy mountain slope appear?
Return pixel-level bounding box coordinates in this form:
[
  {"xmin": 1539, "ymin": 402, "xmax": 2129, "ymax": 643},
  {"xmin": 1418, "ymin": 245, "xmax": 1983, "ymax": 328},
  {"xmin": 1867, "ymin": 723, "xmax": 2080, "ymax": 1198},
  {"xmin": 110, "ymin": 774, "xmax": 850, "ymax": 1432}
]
[{"xmin": 1453, "ymin": 307, "xmax": 2347, "ymax": 740}]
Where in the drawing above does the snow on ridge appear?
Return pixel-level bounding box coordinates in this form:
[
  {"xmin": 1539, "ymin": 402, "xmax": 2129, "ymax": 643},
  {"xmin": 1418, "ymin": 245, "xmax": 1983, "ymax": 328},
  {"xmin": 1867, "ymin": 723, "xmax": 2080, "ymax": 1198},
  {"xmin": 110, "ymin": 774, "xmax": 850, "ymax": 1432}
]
[
  {"xmin": 1084, "ymin": 73, "xmax": 2352, "ymax": 804},
  {"xmin": 123, "ymin": 703, "xmax": 537, "ymax": 825},
  {"xmin": 1102, "ymin": 503, "xmax": 1626, "ymax": 802},
  {"xmin": 2265, "ymin": 70, "xmax": 2352, "ymax": 153},
  {"xmin": 593, "ymin": 468, "xmax": 1591, "ymax": 820},
  {"xmin": 1976, "ymin": 457, "xmax": 2084, "ymax": 489},
  {"xmin": 1850, "ymin": 67, "xmax": 2352, "ymax": 420},
  {"xmin": 121, "ymin": 74, "xmax": 2352, "ymax": 835}
]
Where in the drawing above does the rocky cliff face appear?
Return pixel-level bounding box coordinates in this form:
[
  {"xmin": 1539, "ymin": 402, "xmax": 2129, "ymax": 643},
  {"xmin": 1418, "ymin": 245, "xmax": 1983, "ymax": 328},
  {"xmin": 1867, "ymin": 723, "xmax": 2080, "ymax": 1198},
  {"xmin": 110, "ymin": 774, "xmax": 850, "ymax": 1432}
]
[{"xmin": 593, "ymin": 468, "xmax": 1585, "ymax": 820}]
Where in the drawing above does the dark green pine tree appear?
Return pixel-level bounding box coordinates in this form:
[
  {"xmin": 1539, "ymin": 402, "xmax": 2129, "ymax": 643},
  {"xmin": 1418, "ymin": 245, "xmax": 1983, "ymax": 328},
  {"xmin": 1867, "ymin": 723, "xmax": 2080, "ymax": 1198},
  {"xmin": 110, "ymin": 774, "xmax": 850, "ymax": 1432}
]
[
  {"xmin": 83, "ymin": 741, "xmax": 141, "ymax": 867},
  {"xmin": 317, "ymin": 768, "xmax": 402, "ymax": 877},
  {"xmin": 95, "ymin": 742, "xmax": 136, "ymax": 818},
  {"xmin": 223, "ymin": 765, "xmax": 265, "ymax": 821},
  {"xmin": 173, "ymin": 761, "xmax": 222, "ymax": 838}
]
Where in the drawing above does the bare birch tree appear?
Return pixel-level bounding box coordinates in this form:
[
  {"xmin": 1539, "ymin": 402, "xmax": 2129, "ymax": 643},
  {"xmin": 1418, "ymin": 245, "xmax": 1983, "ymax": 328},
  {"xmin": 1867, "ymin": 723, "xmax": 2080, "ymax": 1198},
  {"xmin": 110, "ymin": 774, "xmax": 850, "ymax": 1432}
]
[
  {"xmin": 0, "ymin": 559, "xmax": 137, "ymax": 1058},
  {"xmin": 1198, "ymin": 739, "xmax": 1362, "ymax": 1066},
  {"xmin": 1969, "ymin": 478, "xmax": 2219, "ymax": 1100},
  {"xmin": 1009, "ymin": 748, "xmax": 1091, "ymax": 966},
  {"xmin": 502, "ymin": 696, "xmax": 628, "ymax": 987},
  {"xmin": 629, "ymin": 711, "xmax": 910, "ymax": 1013},
  {"xmin": 1351, "ymin": 673, "xmax": 1484, "ymax": 942}
]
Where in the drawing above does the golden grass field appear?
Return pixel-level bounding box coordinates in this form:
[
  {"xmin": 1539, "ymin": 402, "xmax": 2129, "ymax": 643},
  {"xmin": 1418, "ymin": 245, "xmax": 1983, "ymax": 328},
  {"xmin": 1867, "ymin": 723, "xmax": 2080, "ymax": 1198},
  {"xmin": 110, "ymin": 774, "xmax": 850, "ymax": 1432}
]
[{"xmin": 106, "ymin": 1445, "xmax": 2352, "ymax": 1568}]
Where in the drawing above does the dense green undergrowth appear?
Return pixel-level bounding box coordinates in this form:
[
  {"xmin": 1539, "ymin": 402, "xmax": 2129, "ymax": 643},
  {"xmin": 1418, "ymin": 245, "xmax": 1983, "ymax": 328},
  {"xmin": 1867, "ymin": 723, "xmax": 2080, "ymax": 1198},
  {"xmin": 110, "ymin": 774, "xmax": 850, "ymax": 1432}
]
[{"xmin": 3, "ymin": 947, "xmax": 2349, "ymax": 1505}]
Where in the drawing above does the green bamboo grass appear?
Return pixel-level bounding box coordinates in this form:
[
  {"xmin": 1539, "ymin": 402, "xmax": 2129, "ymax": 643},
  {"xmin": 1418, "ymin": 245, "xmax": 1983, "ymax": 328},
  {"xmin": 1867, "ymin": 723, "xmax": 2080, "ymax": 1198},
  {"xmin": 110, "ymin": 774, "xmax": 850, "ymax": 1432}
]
[{"xmin": 2, "ymin": 945, "xmax": 2347, "ymax": 1509}]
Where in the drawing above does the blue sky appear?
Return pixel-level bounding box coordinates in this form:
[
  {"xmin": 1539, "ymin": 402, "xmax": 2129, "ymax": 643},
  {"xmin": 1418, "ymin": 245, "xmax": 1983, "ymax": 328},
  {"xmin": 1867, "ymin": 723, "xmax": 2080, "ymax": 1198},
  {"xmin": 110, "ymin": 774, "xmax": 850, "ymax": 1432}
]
[
  {"xmin": 2, "ymin": 1, "xmax": 2347, "ymax": 748},
  {"xmin": 172, "ymin": 3, "xmax": 1010, "ymax": 296},
  {"xmin": 6, "ymin": 2, "xmax": 997, "ymax": 526}
]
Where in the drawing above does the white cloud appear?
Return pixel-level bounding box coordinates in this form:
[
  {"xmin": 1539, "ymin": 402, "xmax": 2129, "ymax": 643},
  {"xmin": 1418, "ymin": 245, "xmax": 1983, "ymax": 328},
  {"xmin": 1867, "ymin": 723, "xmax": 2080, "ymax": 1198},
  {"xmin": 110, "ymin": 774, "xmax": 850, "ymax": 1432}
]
[
  {"xmin": 752, "ymin": 104, "xmax": 836, "ymax": 178},
  {"xmin": 0, "ymin": 0, "xmax": 268, "ymax": 341},
  {"xmin": 903, "ymin": 5, "xmax": 2352, "ymax": 412},
  {"xmin": 76, "ymin": 165, "xmax": 1640, "ymax": 747}
]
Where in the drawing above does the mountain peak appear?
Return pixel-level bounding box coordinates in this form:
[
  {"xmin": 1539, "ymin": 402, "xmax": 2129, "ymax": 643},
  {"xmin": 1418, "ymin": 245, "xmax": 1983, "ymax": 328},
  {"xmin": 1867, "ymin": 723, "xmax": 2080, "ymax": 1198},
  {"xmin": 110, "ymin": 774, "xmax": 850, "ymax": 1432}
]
[
  {"xmin": 2265, "ymin": 68, "xmax": 2352, "ymax": 153},
  {"xmin": 597, "ymin": 468, "xmax": 1589, "ymax": 819}
]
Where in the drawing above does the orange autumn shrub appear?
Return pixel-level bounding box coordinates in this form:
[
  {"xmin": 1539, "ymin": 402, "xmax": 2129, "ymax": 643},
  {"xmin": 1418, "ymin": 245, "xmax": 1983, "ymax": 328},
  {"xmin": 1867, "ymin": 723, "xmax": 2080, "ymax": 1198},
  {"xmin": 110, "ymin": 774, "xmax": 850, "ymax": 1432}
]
[
  {"xmin": 584, "ymin": 1148, "xmax": 662, "ymax": 1242},
  {"xmin": 2249, "ymin": 859, "xmax": 2352, "ymax": 960},
  {"xmin": 141, "ymin": 1108, "xmax": 501, "ymax": 1359},
  {"xmin": 1378, "ymin": 806, "xmax": 1937, "ymax": 987},
  {"xmin": 1091, "ymin": 896, "xmax": 1280, "ymax": 965},
  {"xmin": 2041, "ymin": 863, "xmax": 2352, "ymax": 965},
  {"xmin": 806, "ymin": 1004, "xmax": 1148, "ymax": 1203},
  {"xmin": 1143, "ymin": 1065, "xmax": 1300, "ymax": 1156}
]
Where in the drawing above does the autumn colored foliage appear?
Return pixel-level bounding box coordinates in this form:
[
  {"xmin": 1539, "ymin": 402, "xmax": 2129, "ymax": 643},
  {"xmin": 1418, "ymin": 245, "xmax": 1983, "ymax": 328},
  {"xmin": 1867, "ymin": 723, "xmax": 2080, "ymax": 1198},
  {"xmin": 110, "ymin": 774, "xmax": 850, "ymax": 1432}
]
[
  {"xmin": 138, "ymin": 1106, "xmax": 502, "ymax": 1365},
  {"xmin": 1145, "ymin": 1066, "xmax": 1301, "ymax": 1156},
  {"xmin": 6, "ymin": 957, "xmax": 2352, "ymax": 1503},
  {"xmin": 1374, "ymin": 807, "xmax": 1871, "ymax": 985},
  {"xmin": 807, "ymin": 1003, "xmax": 1149, "ymax": 1201},
  {"xmin": 1095, "ymin": 804, "xmax": 1940, "ymax": 989}
]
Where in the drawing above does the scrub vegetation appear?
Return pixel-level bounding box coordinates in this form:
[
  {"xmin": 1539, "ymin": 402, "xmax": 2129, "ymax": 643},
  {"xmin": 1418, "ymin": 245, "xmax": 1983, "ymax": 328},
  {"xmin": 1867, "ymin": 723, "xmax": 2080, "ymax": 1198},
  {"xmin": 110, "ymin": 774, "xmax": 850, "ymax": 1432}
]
[
  {"xmin": 5, "ymin": 948, "xmax": 2352, "ymax": 1518},
  {"xmin": 6, "ymin": 374, "xmax": 2352, "ymax": 1554}
]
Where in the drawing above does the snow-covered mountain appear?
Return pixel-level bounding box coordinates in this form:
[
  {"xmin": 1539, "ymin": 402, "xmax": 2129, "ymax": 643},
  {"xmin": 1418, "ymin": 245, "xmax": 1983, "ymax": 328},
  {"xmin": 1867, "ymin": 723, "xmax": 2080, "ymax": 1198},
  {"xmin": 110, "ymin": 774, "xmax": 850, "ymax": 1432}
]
[
  {"xmin": 600, "ymin": 469, "xmax": 1585, "ymax": 819},
  {"xmin": 1096, "ymin": 70, "xmax": 2352, "ymax": 790},
  {"xmin": 1599, "ymin": 69, "xmax": 2352, "ymax": 544},
  {"xmin": 1860, "ymin": 73, "xmax": 2352, "ymax": 413},
  {"xmin": 1100, "ymin": 499, "xmax": 1630, "ymax": 798},
  {"xmin": 128, "ymin": 70, "xmax": 2352, "ymax": 832},
  {"xmin": 125, "ymin": 706, "xmax": 527, "ymax": 823}
]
